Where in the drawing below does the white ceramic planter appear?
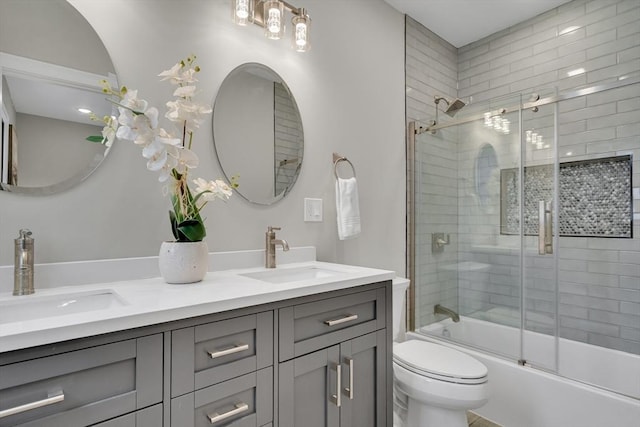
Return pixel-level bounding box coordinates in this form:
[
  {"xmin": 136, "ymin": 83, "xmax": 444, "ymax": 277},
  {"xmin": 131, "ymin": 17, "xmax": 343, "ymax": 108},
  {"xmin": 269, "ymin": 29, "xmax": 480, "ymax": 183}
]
[{"xmin": 158, "ymin": 241, "xmax": 208, "ymax": 284}]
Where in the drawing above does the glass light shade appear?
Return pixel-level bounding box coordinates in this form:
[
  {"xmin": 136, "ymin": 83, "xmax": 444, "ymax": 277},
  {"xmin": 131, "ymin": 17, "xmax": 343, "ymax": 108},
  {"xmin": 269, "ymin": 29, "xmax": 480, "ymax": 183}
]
[
  {"xmin": 292, "ymin": 12, "xmax": 311, "ymax": 52},
  {"xmin": 264, "ymin": 1, "xmax": 284, "ymax": 40},
  {"xmin": 233, "ymin": 0, "xmax": 252, "ymax": 26}
]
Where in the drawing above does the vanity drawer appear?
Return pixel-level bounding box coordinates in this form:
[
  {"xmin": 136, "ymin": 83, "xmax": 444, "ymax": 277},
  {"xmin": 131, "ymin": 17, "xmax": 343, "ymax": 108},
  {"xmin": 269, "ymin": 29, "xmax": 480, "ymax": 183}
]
[
  {"xmin": 0, "ymin": 334, "xmax": 163, "ymax": 427},
  {"xmin": 92, "ymin": 403, "xmax": 163, "ymax": 427},
  {"xmin": 171, "ymin": 367, "xmax": 273, "ymax": 427},
  {"xmin": 172, "ymin": 311, "xmax": 273, "ymax": 397},
  {"xmin": 279, "ymin": 287, "xmax": 386, "ymax": 361}
]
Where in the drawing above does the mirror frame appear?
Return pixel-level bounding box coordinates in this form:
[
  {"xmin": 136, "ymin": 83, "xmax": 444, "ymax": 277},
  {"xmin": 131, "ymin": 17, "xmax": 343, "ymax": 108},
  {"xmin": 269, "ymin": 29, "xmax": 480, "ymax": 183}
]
[{"xmin": 212, "ymin": 62, "xmax": 304, "ymax": 205}]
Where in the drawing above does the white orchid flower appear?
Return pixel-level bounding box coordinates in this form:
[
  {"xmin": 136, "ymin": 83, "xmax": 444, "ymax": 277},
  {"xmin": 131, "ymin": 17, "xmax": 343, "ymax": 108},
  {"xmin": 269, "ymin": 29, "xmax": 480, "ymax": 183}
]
[
  {"xmin": 180, "ymin": 68, "xmax": 199, "ymax": 84},
  {"xmin": 214, "ymin": 179, "xmax": 233, "ymax": 199},
  {"xmin": 101, "ymin": 115, "xmax": 118, "ymax": 147},
  {"xmin": 95, "ymin": 54, "xmax": 234, "ymax": 241},
  {"xmin": 155, "ymin": 127, "xmax": 181, "ymax": 146},
  {"xmin": 174, "ymin": 147, "xmax": 199, "ymax": 173},
  {"xmin": 165, "ymin": 99, "xmax": 212, "ymax": 132},
  {"xmin": 120, "ymin": 90, "xmax": 149, "ymax": 113},
  {"xmin": 173, "ymin": 85, "xmax": 196, "ymax": 98},
  {"xmin": 158, "ymin": 62, "xmax": 184, "ymax": 85},
  {"xmin": 146, "ymin": 147, "xmax": 168, "ymax": 172},
  {"xmin": 193, "ymin": 178, "xmax": 232, "ymax": 202}
]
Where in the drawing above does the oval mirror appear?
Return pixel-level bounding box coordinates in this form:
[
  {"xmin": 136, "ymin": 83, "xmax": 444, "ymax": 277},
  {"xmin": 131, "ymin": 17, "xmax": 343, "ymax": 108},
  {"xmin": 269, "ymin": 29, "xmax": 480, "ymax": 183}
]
[
  {"xmin": 0, "ymin": 0, "xmax": 117, "ymax": 195},
  {"xmin": 213, "ymin": 63, "xmax": 304, "ymax": 205}
]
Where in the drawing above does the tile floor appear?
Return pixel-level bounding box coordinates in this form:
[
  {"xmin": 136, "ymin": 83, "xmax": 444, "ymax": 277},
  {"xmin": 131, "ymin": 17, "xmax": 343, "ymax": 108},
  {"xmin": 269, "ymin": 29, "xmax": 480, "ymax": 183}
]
[{"xmin": 467, "ymin": 412, "xmax": 502, "ymax": 427}]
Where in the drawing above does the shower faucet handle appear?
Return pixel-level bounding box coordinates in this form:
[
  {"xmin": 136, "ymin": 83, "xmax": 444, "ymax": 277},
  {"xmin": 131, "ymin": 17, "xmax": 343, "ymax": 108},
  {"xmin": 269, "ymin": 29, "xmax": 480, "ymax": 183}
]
[{"xmin": 431, "ymin": 233, "xmax": 450, "ymax": 253}]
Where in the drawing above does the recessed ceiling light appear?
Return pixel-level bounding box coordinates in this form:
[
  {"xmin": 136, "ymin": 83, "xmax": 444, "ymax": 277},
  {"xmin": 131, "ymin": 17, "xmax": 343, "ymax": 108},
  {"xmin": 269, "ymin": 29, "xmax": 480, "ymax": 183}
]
[{"xmin": 77, "ymin": 108, "xmax": 92, "ymax": 114}]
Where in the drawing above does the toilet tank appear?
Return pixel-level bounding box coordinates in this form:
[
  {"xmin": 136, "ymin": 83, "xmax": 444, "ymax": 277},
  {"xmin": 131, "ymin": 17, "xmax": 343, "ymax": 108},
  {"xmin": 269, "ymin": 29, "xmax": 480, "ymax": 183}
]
[{"xmin": 392, "ymin": 277, "xmax": 410, "ymax": 342}]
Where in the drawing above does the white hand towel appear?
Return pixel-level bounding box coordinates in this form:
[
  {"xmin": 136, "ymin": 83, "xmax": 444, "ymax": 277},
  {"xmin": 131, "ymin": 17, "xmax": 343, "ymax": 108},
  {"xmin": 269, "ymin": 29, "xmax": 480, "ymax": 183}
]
[{"xmin": 335, "ymin": 177, "xmax": 361, "ymax": 240}]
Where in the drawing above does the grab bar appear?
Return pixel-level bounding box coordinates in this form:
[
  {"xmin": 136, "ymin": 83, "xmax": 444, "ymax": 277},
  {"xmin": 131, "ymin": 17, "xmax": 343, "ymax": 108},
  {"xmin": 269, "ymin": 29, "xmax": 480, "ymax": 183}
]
[{"xmin": 538, "ymin": 201, "xmax": 553, "ymax": 255}]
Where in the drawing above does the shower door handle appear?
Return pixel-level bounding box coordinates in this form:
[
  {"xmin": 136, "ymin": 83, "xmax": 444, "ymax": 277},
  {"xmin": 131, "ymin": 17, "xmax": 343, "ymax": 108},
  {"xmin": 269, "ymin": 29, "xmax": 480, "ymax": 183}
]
[{"xmin": 538, "ymin": 201, "xmax": 553, "ymax": 255}]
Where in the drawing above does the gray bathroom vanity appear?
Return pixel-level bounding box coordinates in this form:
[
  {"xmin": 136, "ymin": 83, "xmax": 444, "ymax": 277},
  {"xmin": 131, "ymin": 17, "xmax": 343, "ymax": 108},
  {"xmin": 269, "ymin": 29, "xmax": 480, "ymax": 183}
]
[{"xmin": 0, "ymin": 260, "xmax": 394, "ymax": 427}]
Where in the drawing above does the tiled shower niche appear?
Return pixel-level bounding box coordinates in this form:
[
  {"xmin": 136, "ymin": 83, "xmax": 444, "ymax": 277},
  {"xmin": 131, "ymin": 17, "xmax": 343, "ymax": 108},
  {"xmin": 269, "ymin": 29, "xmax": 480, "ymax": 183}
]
[{"xmin": 501, "ymin": 155, "xmax": 633, "ymax": 238}]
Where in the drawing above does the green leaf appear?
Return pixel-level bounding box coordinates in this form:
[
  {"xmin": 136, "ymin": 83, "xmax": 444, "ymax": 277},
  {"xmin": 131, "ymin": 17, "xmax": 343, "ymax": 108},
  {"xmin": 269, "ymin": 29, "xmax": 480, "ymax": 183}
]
[
  {"xmin": 86, "ymin": 136, "xmax": 105, "ymax": 143},
  {"xmin": 175, "ymin": 219, "xmax": 206, "ymax": 242},
  {"xmin": 169, "ymin": 210, "xmax": 180, "ymax": 241}
]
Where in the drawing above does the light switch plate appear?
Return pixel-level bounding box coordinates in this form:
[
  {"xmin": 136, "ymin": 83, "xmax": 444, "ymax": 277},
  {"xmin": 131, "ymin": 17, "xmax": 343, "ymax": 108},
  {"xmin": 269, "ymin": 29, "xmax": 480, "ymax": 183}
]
[{"xmin": 304, "ymin": 198, "xmax": 323, "ymax": 222}]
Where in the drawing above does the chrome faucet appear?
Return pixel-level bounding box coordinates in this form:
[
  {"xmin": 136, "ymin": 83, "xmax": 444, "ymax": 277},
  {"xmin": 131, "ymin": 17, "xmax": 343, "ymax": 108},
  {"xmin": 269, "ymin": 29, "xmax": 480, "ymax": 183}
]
[
  {"xmin": 14, "ymin": 229, "xmax": 35, "ymax": 296},
  {"xmin": 434, "ymin": 304, "xmax": 460, "ymax": 322},
  {"xmin": 265, "ymin": 226, "xmax": 289, "ymax": 268}
]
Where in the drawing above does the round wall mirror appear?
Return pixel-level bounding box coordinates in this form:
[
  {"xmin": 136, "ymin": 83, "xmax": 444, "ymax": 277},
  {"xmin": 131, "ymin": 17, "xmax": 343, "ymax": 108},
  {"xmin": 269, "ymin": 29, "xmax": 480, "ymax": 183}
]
[
  {"xmin": 213, "ymin": 63, "xmax": 304, "ymax": 205},
  {"xmin": 0, "ymin": 0, "xmax": 117, "ymax": 195}
]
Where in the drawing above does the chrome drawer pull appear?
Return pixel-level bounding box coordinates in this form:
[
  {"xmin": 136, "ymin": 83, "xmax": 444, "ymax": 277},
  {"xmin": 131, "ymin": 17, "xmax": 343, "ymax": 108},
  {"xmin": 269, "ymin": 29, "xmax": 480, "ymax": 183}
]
[
  {"xmin": 207, "ymin": 343, "xmax": 249, "ymax": 359},
  {"xmin": 207, "ymin": 402, "xmax": 249, "ymax": 424},
  {"xmin": 0, "ymin": 392, "xmax": 64, "ymax": 419},
  {"xmin": 344, "ymin": 357, "xmax": 354, "ymax": 400},
  {"xmin": 324, "ymin": 314, "xmax": 358, "ymax": 327}
]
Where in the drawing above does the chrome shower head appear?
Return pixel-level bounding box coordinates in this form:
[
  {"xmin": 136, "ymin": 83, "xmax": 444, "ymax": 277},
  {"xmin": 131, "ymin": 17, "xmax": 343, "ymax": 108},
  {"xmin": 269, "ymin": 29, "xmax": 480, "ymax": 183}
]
[{"xmin": 434, "ymin": 96, "xmax": 466, "ymax": 117}]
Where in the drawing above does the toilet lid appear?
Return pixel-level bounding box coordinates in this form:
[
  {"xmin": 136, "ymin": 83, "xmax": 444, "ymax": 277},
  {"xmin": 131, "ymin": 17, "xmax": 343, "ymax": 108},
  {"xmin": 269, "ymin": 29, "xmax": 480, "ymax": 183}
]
[{"xmin": 394, "ymin": 340, "xmax": 488, "ymax": 384}]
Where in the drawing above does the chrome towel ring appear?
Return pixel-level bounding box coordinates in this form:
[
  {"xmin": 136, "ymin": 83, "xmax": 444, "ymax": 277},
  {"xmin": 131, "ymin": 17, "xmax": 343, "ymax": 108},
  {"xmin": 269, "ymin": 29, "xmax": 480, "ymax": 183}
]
[{"xmin": 333, "ymin": 152, "xmax": 356, "ymax": 179}]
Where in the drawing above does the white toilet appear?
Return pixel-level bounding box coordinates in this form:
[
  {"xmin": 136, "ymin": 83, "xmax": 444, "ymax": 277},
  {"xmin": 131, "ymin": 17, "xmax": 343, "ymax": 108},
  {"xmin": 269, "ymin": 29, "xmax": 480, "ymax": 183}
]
[{"xmin": 392, "ymin": 278, "xmax": 489, "ymax": 427}]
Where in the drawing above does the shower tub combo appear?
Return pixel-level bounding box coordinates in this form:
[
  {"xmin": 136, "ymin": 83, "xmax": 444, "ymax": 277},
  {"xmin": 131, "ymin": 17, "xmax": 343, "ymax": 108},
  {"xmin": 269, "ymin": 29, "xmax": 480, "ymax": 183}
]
[
  {"xmin": 407, "ymin": 77, "xmax": 640, "ymax": 426},
  {"xmin": 412, "ymin": 316, "xmax": 640, "ymax": 427}
]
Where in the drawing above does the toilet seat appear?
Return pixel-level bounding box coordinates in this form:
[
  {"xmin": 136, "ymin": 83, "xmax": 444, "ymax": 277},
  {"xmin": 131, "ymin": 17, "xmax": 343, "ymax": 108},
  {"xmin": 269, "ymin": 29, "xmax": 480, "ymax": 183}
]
[{"xmin": 394, "ymin": 340, "xmax": 488, "ymax": 385}]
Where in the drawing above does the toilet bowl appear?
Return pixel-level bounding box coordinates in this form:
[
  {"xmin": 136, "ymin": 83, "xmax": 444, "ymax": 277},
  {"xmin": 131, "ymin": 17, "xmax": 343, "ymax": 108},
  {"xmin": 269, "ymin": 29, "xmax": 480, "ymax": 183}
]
[{"xmin": 392, "ymin": 278, "xmax": 489, "ymax": 427}]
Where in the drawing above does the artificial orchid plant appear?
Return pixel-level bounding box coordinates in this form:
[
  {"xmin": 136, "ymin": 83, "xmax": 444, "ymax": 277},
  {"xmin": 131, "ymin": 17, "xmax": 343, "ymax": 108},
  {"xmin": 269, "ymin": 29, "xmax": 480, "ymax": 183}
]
[{"xmin": 90, "ymin": 55, "xmax": 237, "ymax": 242}]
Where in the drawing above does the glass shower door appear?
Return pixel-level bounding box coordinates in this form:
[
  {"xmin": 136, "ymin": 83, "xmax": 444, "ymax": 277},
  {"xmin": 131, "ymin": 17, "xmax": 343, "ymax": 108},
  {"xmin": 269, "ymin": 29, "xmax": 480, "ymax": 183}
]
[{"xmin": 520, "ymin": 99, "xmax": 559, "ymax": 372}]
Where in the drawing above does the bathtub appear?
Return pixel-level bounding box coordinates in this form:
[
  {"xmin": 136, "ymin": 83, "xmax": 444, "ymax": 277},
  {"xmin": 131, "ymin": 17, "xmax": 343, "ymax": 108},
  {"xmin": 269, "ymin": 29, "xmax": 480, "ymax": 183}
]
[{"xmin": 409, "ymin": 316, "xmax": 640, "ymax": 427}]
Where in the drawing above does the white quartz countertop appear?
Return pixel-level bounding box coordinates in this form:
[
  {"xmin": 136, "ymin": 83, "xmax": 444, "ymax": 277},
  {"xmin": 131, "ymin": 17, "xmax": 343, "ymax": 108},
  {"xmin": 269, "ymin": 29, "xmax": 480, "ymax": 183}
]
[{"xmin": 0, "ymin": 259, "xmax": 395, "ymax": 353}]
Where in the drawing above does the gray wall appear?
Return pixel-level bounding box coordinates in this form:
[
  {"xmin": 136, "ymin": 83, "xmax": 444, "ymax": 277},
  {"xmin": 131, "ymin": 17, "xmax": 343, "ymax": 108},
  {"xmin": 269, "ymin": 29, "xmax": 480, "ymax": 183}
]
[
  {"xmin": 405, "ymin": 17, "xmax": 460, "ymax": 327},
  {"xmin": 0, "ymin": 0, "xmax": 406, "ymax": 278}
]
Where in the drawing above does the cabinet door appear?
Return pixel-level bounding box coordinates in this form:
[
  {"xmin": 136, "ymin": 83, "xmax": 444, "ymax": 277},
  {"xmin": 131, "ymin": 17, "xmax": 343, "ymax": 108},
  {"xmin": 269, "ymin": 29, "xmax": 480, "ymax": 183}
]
[
  {"xmin": 278, "ymin": 345, "xmax": 340, "ymax": 427},
  {"xmin": 340, "ymin": 330, "xmax": 387, "ymax": 427}
]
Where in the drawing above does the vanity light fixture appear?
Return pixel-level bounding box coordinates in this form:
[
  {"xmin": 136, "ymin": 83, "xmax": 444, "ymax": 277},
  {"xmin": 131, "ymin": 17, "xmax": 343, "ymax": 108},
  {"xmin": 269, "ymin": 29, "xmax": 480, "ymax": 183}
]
[
  {"xmin": 233, "ymin": 0, "xmax": 252, "ymax": 25},
  {"xmin": 232, "ymin": 0, "xmax": 311, "ymax": 52}
]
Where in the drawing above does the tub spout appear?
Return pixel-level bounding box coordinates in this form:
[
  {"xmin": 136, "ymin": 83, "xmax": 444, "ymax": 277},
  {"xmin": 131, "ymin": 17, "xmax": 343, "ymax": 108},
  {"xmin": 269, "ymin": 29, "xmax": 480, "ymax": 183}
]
[{"xmin": 434, "ymin": 304, "xmax": 460, "ymax": 322}]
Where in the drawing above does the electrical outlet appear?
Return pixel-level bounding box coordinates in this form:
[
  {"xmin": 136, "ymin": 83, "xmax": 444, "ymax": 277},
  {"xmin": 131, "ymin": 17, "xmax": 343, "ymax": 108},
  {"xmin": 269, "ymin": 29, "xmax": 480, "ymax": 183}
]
[{"xmin": 304, "ymin": 198, "xmax": 323, "ymax": 222}]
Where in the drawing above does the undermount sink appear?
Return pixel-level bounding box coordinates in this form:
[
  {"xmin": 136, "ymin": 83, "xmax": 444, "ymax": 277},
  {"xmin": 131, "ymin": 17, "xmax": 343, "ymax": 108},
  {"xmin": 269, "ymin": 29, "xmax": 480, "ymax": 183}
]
[
  {"xmin": 0, "ymin": 289, "xmax": 127, "ymax": 324},
  {"xmin": 240, "ymin": 265, "xmax": 344, "ymax": 284}
]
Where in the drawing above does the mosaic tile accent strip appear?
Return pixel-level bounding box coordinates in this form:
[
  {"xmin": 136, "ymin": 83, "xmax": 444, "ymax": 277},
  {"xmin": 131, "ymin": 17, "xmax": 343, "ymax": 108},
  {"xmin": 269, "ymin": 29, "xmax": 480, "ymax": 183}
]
[{"xmin": 501, "ymin": 155, "xmax": 632, "ymax": 237}]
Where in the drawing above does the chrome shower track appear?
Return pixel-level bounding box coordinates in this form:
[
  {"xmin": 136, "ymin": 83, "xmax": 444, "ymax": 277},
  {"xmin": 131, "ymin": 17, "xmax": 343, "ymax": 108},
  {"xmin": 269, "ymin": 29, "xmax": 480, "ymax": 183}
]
[{"xmin": 414, "ymin": 76, "xmax": 640, "ymax": 134}]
